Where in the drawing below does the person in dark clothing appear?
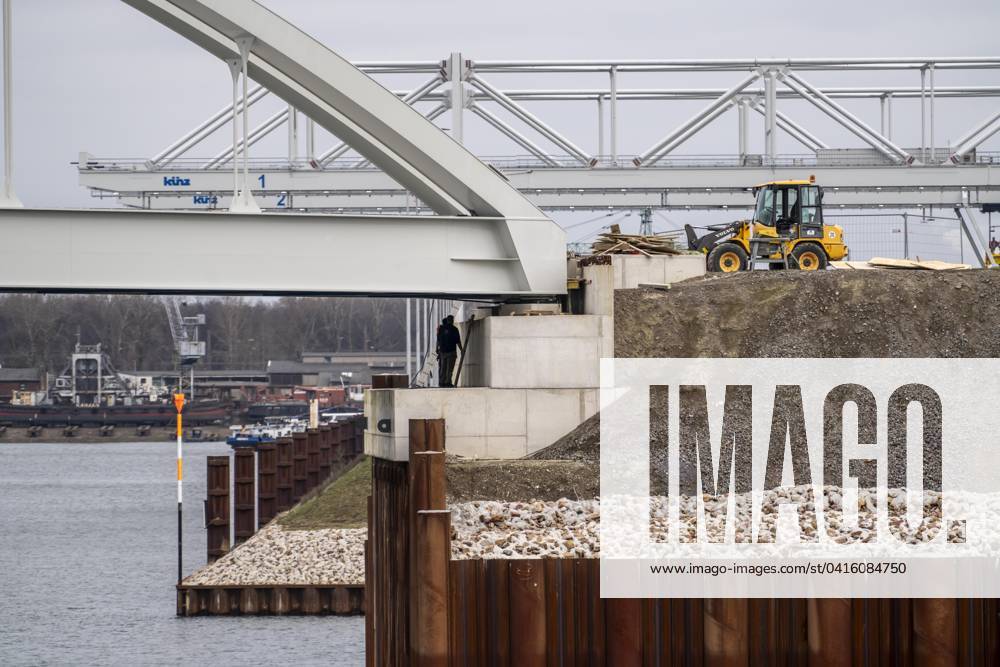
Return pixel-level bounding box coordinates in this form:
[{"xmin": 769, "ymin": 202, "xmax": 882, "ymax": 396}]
[
  {"xmin": 435, "ymin": 317, "xmax": 448, "ymax": 386},
  {"xmin": 436, "ymin": 315, "xmax": 463, "ymax": 387}
]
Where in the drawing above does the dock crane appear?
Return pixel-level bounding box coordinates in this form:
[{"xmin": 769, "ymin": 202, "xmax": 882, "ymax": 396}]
[{"xmin": 160, "ymin": 297, "xmax": 206, "ymax": 398}]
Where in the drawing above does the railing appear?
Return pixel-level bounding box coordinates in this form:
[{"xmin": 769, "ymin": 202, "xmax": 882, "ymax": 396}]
[{"xmin": 77, "ymin": 151, "xmax": 1000, "ymax": 174}]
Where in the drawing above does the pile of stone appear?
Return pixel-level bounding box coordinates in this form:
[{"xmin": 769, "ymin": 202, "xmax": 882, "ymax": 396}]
[
  {"xmin": 450, "ymin": 487, "xmax": 983, "ymax": 561},
  {"xmin": 450, "ymin": 498, "xmax": 600, "ymax": 559},
  {"xmin": 184, "ymin": 524, "xmax": 365, "ymax": 586}
]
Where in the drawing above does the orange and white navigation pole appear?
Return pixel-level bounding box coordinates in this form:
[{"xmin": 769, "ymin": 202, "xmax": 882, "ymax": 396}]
[{"xmin": 174, "ymin": 392, "xmax": 185, "ymax": 584}]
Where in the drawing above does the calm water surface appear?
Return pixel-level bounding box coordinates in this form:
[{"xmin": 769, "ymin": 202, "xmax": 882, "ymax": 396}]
[{"xmin": 0, "ymin": 441, "xmax": 365, "ymax": 666}]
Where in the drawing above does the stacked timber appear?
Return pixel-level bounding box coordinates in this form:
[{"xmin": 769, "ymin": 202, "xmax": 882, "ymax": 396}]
[{"xmin": 591, "ymin": 231, "xmax": 681, "ymax": 255}]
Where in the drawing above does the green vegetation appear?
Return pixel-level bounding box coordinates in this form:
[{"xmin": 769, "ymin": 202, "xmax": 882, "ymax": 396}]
[{"xmin": 279, "ymin": 457, "xmax": 371, "ymax": 530}]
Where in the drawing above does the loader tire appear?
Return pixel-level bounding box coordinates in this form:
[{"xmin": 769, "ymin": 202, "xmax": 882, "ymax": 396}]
[
  {"xmin": 707, "ymin": 243, "xmax": 748, "ymax": 273},
  {"xmin": 789, "ymin": 242, "xmax": 828, "ymax": 271}
]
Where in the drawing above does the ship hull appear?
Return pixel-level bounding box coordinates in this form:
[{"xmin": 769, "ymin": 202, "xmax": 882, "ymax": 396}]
[{"xmin": 0, "ymin": 402, "xmax": 228, "ymax": 427}]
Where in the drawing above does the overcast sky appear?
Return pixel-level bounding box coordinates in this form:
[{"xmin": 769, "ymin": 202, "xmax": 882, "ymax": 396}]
[{"xmin": 6, "ymin": 0, "xmax": 1000, "ymax": 232}]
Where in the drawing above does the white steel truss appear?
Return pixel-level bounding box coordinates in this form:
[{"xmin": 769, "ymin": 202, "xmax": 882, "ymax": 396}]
[
  {"xmin": 78, "ymin": 54, "xmax": 1000, "ymax": 213},
  {"xmin": 0, "ymin": 1, "xmax": 567, "ymax": 297}
]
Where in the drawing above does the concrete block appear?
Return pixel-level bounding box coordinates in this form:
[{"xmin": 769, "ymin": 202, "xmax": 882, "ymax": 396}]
[
  {"xmin": 525, "ymin": 388, "xmax": 598, "ymax": 454},
  {"xmin": 446, "ymin": 436, "xmax": 490, "ymax": 459},
  {"xmin": 439, "ymin": 389, "xmax": 488, "ymax": 437},
  {"xmin": 486, "ymin": 436, "xmax": 528, "ymax": 459},
  {"xmin": 460, "ymin": 314, "xmax": 605, "ymax": 389},
  {"xmin": 614, "ymin": 254, "xmax": 706, "ymax": 289},
  {"xmin": 583, "ymin": 263, "xmax": 615, "ymax": 316},
  {"xmin": 485, "ymin": 389, "xmax": 527, "ymax": 436},
  {"xmin": 365, "ymin": 387, "xmax": 598, "ymax": 461},
  {"xmin": 489, "ymin": 336, "xmax": 600, "ymax": 389},
  {"xmin": 487, "ymin": 314, "xmax": 601, "ymax": 338},
  {"xmin": 583, "ymin": 254, "xmax": 705, "ymax": 317}
]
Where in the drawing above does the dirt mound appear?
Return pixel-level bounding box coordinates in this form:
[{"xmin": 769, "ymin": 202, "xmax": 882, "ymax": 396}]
[
  {"xmin": 616, "ymin": 269, "xmax": 1000, "ymax": 359},
  {"xmin": 526, "ymin": 269, "xmax": 1000, "ymax": 468},
  {"xmin": 526, "ymin": 412, "xmax": 599, "ymax": 462},
  {"xmin": 447, "ymin": 460, "xmax": 598, "ymax": 502}
]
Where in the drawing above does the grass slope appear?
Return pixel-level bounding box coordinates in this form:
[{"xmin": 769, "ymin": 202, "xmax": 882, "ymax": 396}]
[{"xmin": 278, "ymin": 457, "xmax": 371, "ymax": 530}]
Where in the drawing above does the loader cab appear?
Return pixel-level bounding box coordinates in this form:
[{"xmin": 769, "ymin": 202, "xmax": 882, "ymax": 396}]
[{"xmin": 752, "ymin": 181, "xmax": 824, "ymax": 240}]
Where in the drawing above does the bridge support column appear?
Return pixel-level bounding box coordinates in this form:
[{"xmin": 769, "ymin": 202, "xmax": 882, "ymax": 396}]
[
  {"xmin": 448, "ymin": 52, "xmax": 465, "ymax": 144},
  {"xmin": 764, "ymin": 68, "xmax": 777, "ymax": 163},
  {"xmin": 0, "ymin": 0, "xmax": 21, "ymax": 208},
  {"xmin": 231, "ymin": 36, "xmax": 261, "ymax": 213}
]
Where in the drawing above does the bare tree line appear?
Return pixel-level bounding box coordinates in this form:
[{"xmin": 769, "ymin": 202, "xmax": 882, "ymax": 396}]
[{"xmin": 0, "ymin": 295, "xmax": 406, "ymax": 372}]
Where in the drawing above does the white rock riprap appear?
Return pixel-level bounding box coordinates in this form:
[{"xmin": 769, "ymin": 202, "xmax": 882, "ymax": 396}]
[
  {"xmin": 451, "ymin": 488, "xmax": 994, "ymax": 561},
  {"xmin": 183, "ymin": 524, "xmax": 365, "ymax": 586},
  {"xmin": 450, "ymin": 499, "xmax": 600, "ymax": 559}
]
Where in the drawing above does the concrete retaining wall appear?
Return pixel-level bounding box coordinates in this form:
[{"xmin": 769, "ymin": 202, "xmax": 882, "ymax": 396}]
[
  {"xmin": 583, "ymin": 254, "xmax": 705, "ymax": 316},
  {"xmin": 365, "ymin": 387, "xmax": 597, "ymax": 461},
  {"xmin": 459, "ymin": 314, "xmax": 611, "ymax": 389}
]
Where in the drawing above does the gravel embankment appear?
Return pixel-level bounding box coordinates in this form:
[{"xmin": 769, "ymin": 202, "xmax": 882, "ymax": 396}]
[
  {"xmin": 183, "ymin": 524, "xmax": 365, "ymax": 586},
  {"xmin": 450, "ymin": 487, "xmax": 979, "ymax": 561},
  {"xmin": 184, "ymin": 484, "xmax": 984, "ymax": 583}
]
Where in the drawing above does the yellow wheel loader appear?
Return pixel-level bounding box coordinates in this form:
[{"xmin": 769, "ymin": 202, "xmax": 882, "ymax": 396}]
[{"xmin": 685, "ymin": 179, "xmax": 848, "ymax": 272}]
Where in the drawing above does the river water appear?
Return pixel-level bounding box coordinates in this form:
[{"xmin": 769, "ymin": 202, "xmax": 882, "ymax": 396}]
[{"xmin": 0, "ymin": 441, "xmax": 365, "ymax": 666}]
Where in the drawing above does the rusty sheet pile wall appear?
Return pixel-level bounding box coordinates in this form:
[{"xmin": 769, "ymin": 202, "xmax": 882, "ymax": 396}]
[
  {"xmin": 367, "ymin": 418, "xmax": 1000, "ymax": 666},
  {"xmin": 177, "ymin": 415, "xmax": 367, "ymax": 616},
  {"xmin": 201, "ymin": 415, "xmax": 365, "ymax": 564}
]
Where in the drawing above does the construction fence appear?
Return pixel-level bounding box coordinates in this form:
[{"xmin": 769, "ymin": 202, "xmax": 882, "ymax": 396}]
[{"xmin": 801, "ymin": 211, "xmax": 995, "ymax": 266}]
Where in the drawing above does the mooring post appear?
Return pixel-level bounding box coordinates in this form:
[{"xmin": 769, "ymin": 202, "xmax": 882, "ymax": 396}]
[
  {"xmin": 318, "ymin": 424, "xmax": 332, "ymax": 481},
  {"xmin": 256, "ymin": 442, "xmax": 277, "ymax": 528},
  {"xmin": 338, "ymin": 421, "xmax": 349, "ymax": 465},
  {"xmin": 365, "ymin": 495, "xmax": 374, "ymax": 667},
  {"xmin": 206, "ymin": 455, "xmax": 231, "ymax": 563},
  {"xmin": 329, "ymin": 422, "xmax": 342, "ymax": 470},
  {"xmin": 306, "ymin": 428, "xmax": 321, "ymax": 492},
  {"xmin": 408, "ymin": 418, "xmax": 448, "ymax": 667},
  {"xmin": 292, "ymin": 431, "xmax": 308, "ymax": 502},
  {"xmin": 353, "ymin": 415, "xmax": 364, "ymax": 456},
  {"xmin": 233, "ymin": 447, "xmax": 256, "ymax": 546},
  {"xmin": 275, "ymin": 436, "xmax": 294, "ymax": 512}
]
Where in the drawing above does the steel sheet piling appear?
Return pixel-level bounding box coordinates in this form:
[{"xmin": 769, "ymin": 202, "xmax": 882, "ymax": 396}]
[
  {"xmin": 508, "ymin": 561, "xmax": 547, "ymax": 666},
  {"xmin": 914, "ymin": 599, "xmax": 959, "ymax": 666},
  {"xmin": 318, "ymin": 424, "xmax": 332, "ymax": 480},
  {"xmin": 233, "ymin": 448, "xmax": 256, "ymax": 546},
  {"xmin": 256, "ymin": 442, "xmax": 277, "ymax": 528},
  {"xmin": 205, "ymin": 455, "xmax": 230, "ymax": 563},
  {"xmin": 807, "ymin": 599, "xmax": 852, "ymax": 667},
  {"xmin": 291, "ymin": 431, "xmax": 308, "ymax": 502},
  {"xmin": 275, "ymin": 436, "xmax": 294, "ymax": 512},
  {"xmin": 704, "ymin": 599, "xmax": 749, "ymax": 667},
  {"xmin": 306, "ymin": 428, "xmax": 321, "ymax": 492}
]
